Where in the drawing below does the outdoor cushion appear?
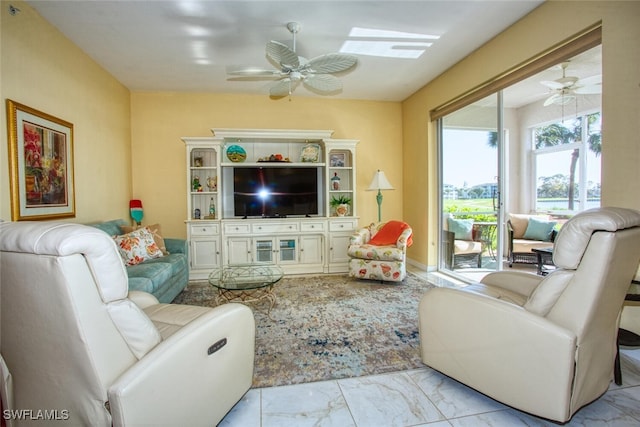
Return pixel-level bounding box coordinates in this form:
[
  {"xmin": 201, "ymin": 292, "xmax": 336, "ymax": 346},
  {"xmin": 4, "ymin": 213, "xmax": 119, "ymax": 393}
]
[
  {"xmin": 523, "ymin": 217, "xmax": 557, "ymax": 241},
  {"xmin": 448, "ymin": 217, "xmax": 474, "ymax": 240},
  {"xmin": 512, "ymin": 239, "xmax": 554, "ymax": 254},
  {"xmin": 454, "ymin": 239, "xmax": 483, "ymax": 255}
]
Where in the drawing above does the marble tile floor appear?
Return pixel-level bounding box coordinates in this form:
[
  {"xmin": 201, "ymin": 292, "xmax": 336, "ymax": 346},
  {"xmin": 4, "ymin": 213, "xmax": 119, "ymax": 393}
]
[
  {"xmin": 219, "ymin": 269, "xmax": 640, "ymax": 426},
  {"xmin": 219, "ymin": 347, "xmax": 640, "ymax": 426}
]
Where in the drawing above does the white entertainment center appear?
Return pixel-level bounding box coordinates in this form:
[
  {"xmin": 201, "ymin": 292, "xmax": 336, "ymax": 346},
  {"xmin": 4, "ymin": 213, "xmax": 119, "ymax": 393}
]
[{"xmin": 182, "ymin": 128, "xmax": 359, "ymax": 280}]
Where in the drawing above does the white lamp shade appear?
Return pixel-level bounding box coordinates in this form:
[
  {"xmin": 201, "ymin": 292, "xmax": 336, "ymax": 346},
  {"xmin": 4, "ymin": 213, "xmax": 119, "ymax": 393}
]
[{"xmin": 367, "ymin": 170, "xmax": 394, "ymax": 191}]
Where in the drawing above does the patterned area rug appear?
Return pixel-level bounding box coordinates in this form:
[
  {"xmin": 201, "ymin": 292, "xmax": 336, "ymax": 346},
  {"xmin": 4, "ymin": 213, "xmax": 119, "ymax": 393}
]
[{"xmin": 173, "ymin": 273, "xmax": 434, "ymax": 388}]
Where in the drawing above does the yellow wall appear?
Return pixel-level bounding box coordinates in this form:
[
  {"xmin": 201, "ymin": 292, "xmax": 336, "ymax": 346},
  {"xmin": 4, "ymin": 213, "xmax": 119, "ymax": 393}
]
[
  {"xmin": 130, "ymin": 93, "xmax": 403, "ymax": 238},
  {"xmin": 402, "ymin": 1, "xmax": 640, "ymax": 268},
  {"xmin": 1, "ymin": 1, "xmax": 131, "ymax": 223}
]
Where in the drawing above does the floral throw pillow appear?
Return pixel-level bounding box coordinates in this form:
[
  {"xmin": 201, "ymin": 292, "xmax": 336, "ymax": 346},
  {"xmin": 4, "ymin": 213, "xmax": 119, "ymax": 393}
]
[
  {"xmin": 120, "ymin": 224, "xmax": 169, "ymax": 255},
  {"xmin": 113, "ymin": 227, "xmax": 164, "ymax": 266}
]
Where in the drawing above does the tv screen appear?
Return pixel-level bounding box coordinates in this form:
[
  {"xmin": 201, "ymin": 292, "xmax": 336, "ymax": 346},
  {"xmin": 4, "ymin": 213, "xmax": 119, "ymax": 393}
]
[{"xmin": 233, "ymin": 167, "xmax": 319, "ymax": 217}]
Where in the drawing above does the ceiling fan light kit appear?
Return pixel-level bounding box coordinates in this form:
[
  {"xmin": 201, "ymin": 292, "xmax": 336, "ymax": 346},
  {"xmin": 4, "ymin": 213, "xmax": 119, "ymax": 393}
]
[{"xmin": 227, "ymin": 22, "xmax": 358, "ymax": 99}]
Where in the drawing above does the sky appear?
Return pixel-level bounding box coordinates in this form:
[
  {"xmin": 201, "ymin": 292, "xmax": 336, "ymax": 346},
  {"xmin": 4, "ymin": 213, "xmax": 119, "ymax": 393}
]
[
  {"xmin": 443, "ymin": 128, "xmax": 601, "ymax": 189},
  {"xmin": 443, "ymin": 129, "xmax": 497, "ymax": 188}
]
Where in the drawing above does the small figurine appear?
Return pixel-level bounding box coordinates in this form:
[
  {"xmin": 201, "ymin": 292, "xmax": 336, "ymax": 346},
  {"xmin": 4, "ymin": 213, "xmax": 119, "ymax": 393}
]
[
  {"xmin": 206, "ymin": 176, "xmax": 217, "ymax": 191},
  {"xmin": 192, "ymin": 176, "xmax": 200, "ymax": 191}
]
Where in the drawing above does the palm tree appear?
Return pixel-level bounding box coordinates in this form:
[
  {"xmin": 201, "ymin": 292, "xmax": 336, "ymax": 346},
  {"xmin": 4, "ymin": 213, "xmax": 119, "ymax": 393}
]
[
  {"xmin": 487, "ymin": 112, "xmax": 601, "ymax": 210},
  {"xmin": 534, "ymin": 113, "xmax": 601, "ymax": 210}
]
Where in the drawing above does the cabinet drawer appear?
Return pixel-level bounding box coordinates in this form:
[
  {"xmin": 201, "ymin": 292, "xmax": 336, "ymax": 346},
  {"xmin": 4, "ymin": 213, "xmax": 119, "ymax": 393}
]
[
  {"xmin": 224, "ymin": 223, "xmax": 251, "ymax": 234},
  {"xmin": 253, "ymin": 222, "xmax": 299, "ymax": 234},
  {"xmin": 190, "ymin": 223, "xmax": 219, "ymax": 236},
  {"xmin": 300, "ymin": 222, "xmax": 325, "ymax": 232},
  {"xmin": 329, "ymin": 220, "xmax": 357, "ymax": 232}
]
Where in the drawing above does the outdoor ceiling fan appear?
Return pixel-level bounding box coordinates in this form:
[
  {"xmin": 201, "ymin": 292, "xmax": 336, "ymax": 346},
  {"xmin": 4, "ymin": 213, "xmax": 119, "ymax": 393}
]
[
  {"xmin": 541, "ymin": 61, "xmax": 602, "ymax": 106},
  {"xmin": 226, "ymin": 22, "xmax": 358, "ymax": 98}
]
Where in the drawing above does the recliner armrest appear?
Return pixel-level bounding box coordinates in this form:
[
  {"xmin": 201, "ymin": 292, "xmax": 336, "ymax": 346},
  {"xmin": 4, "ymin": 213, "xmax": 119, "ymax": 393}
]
[
  {"xmin": 108, "ymin": 303, "xmax": 255, "ymax": 426},
  {"xmin": 128, "ymin": 291, "xmax": 159, "ymax": 309},
  {"xmin": 481, "ymin": 271, "xmax": 544, "ymax": 298},
  {"xmin": 419, "ymin": 287, "xmax": 577, "ymax": 418}
]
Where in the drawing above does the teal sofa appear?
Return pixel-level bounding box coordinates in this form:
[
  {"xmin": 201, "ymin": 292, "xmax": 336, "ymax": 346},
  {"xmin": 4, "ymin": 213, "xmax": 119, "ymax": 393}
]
[{"xmin": 88, "ymin": 219, "xmax": 188, "ymax": 303}]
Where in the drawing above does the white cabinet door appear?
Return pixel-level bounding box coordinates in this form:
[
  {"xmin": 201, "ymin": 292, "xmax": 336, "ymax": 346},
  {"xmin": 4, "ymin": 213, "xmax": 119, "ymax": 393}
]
[
  {"xmin": 329, "ymin": 234, "xmax": 352, "ymax": 272},
  {"xmin": 299, "ymin": 235, "xmax": 323, "ymax": 265},
  {"xmin": 227, "ymin": 237, "xmax": 253, "ymax": 264},
  {"xmin": 191, "ymin": 238, "xmax": 221, "ymax": 270}
]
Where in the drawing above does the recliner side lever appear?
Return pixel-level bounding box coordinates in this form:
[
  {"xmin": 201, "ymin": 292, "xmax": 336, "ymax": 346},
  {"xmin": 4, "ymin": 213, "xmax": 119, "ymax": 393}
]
[{"xmin": 208, "ymin": 338, "xmax": 227, "ymax": 355}]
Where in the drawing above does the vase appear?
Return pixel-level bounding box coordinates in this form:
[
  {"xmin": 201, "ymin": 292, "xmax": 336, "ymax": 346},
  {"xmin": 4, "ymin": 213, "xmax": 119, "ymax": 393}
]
[{"xmin": 336, "ymin": 204, "xmax": 349, "ymax": 217}]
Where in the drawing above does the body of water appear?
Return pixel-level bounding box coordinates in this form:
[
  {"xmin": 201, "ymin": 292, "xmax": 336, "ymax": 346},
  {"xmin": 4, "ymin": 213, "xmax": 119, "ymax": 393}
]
[{"xmin": 536, "ymin": 199, "xmax": 601, "ymax": 211}]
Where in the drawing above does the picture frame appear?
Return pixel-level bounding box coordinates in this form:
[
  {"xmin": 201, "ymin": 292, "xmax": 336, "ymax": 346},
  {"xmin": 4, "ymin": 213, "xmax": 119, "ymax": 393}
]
[
  {"xmin": 300, "ymin": 143, "xmax": 321, "ymax": 163},
  {"xmin": 330, "ymin": 152, "xmax": 346, "ymax": 167},
  {"xmin": 6, "ymin": 100, "xmax": 76, "ymax": 221}
]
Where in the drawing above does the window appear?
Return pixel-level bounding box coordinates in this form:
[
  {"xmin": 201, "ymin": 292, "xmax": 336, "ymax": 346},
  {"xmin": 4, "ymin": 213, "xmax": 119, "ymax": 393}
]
[{"xmin": 532, "ymin": 112, "xmax": 601, "ymax": 214}]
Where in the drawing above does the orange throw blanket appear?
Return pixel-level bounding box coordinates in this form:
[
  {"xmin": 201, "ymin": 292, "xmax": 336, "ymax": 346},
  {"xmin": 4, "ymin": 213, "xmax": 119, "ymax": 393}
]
[{"xmin": 368, "ymin": 220, "xmax": 413, "ymax": 247}]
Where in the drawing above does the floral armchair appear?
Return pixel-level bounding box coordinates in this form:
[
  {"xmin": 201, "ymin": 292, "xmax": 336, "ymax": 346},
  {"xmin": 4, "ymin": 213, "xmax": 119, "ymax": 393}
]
[{"xmin": 347, "ymin": 221, "xmax": 413, "ymax": 282}]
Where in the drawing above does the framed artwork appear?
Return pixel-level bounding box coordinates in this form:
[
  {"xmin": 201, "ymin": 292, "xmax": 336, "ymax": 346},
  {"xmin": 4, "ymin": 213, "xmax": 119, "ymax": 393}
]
[
  {"xmin": 330, "ymin": 152, "xmax": 346, "ymax": 167},
  {"xmin": 6, "ymin": 100, "xmax": 76, "ymax": 221},
  {"xmin": 300, "ymin": 143, "xmax": 320, "ymax": 163}
]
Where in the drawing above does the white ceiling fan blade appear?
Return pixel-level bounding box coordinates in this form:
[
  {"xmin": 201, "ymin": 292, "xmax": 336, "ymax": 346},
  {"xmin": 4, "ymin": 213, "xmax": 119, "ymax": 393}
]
[
  {"xmin": 574, "ymin": 84, "xmax": 602, "ymax": 95},
  {"xmin": 543, "ymin": 93, "xmax": 561, "ymax": 106},
  {"xmin": 226, "ymin": 65, "xmax": 280, "ymax": 77},
  {"xmin": 541, "ymin": 77, "xmax": 578, "ymax": 89},
  {"xmin": 307, "ymin": 54, "xmax": 358, "ymax": 74},
  {"xmin": 266, "ymin": 40, "xmax": 299, "ymax": 69},
  {"xmin": 577, "ymin": 74, "xmax": 601, "ymax": 86},
  {"xmin": 303, "ymin": 74, "xmax": 342, "ymax": 93},
  {"xmin": 541, "ymin": 80, "xmax": 566, "ymax": 90}
]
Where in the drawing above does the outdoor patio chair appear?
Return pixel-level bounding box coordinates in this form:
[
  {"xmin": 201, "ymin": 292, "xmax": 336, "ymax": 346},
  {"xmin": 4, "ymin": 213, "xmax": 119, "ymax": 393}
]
[
  {"xmin": 442, "ymin": 214, "xmax": 483, "ymax": 269},
  {"xmin": 507, "ymin": 213, "xmax": 558, "ymax": 267}
]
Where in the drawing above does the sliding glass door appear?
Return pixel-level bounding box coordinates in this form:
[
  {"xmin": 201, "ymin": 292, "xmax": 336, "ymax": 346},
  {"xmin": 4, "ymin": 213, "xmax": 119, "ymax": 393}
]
[{"xmin": 439, "ymin": 93, "xmax": 504, "ymax": 278}]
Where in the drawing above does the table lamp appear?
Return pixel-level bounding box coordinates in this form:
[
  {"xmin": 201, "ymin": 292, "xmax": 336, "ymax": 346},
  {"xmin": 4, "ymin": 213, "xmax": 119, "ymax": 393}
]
[{"xmin": 367, "ymin": 170, "xmax": 394, "ymax": 222}]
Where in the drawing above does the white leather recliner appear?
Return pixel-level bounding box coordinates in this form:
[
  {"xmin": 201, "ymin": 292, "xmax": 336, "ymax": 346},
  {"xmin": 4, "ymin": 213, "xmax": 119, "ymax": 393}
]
[
  {"xmin": 419, "ymin": 207, "xmax": 640, "ymax": 423},
  {"xmin": 0, "ymin": 221, "xmax": 255, "ymax": 426}
]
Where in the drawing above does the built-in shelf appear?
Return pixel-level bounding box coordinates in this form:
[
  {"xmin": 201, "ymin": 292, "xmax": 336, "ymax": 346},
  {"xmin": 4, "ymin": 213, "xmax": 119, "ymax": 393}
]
[{"xmin": 182, "ymin": 129, "xmax": 359, "ymax": 279}]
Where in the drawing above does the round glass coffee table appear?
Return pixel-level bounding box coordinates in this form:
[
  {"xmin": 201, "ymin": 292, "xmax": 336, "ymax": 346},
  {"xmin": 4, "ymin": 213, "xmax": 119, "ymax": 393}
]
[{"xmin": 208, "ymin": 264, "xmax": 284, "ymax": 315}]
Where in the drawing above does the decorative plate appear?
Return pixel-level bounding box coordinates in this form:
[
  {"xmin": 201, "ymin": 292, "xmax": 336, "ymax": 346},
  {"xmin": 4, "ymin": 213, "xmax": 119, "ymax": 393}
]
[
  {"xmin": 300, "ymin": 143, "xmax": 321, "ymax": 163},
  {"xmin": 226, "ymin": 144, "xmax": 247, "ymax": 163}
]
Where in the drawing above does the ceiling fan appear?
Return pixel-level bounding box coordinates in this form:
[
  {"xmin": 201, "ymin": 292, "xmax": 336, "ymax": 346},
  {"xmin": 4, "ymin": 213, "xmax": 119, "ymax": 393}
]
[
  {"xmin": 540, "ymin": 61, "xmax": 602, "ymax": 106},
  {"xmin": 226, "ymin": 22, "xmax": 358, "ymax": 98}
]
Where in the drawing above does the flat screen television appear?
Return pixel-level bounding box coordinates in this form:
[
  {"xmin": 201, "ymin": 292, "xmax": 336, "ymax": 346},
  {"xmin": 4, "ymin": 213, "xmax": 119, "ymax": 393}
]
[{"xmin": 224, "ymin": 167, "xmax": 322, "ymax": 218}]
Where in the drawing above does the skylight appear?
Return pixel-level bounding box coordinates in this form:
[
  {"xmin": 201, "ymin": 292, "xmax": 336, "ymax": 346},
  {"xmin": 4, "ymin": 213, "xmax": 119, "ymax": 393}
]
[{"xmin": 340, "ymin": 27, "xmax": 439, "ymax": 59}]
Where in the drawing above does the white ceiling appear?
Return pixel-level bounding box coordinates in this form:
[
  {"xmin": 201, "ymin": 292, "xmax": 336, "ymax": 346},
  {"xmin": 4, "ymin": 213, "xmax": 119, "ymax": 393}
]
[{"xmin": 25, "ymin": 0, "xmax": 548, "ymax": 102}]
